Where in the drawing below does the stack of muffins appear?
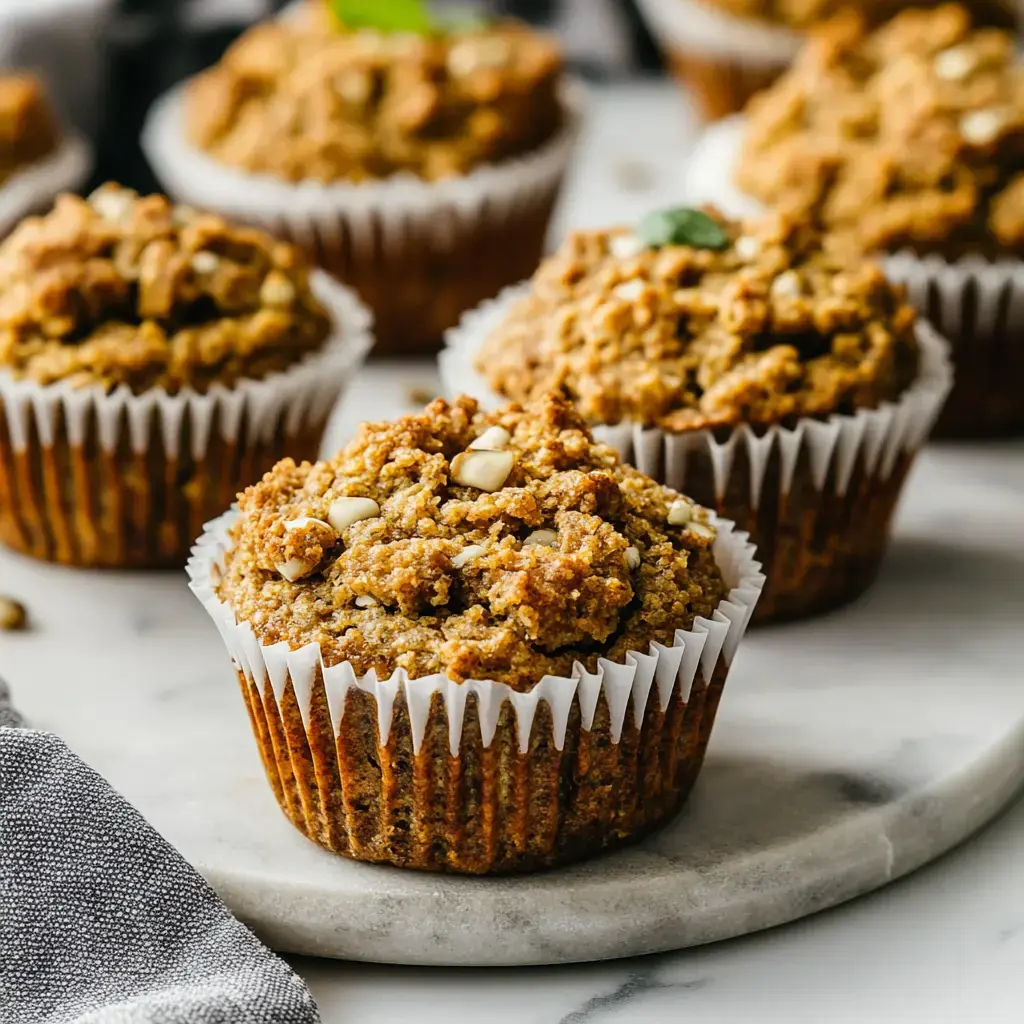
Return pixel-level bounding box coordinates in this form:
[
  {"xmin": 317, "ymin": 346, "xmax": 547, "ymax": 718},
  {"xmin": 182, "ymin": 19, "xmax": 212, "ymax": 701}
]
[{"xmin": 0, "ymin": 0, "xmax": 991, "ymax": 879}]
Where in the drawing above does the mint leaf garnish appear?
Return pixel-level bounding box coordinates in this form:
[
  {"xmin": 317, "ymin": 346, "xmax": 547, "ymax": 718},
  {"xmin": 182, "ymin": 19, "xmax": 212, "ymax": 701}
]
[
  {"xmin": 636, "ymin": 207, "xmax": 730, "ymax": 250},
  {"xmin": 329, "ymin": 0, "xmax": 433, "ymax": 34}
]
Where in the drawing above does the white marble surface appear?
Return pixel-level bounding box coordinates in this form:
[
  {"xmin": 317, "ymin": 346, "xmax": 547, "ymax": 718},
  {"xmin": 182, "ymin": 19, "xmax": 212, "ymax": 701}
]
[{"xmin": 1, "ymin": 83, "xmax": 1023, "ymax": 1008}]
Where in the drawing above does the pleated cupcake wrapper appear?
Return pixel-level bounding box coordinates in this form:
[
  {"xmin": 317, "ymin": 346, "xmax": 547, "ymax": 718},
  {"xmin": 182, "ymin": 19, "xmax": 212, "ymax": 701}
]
[
  {"xmin": 0, "ymin": 272, "xmax": 372, "ymax": 459},
  {"xmin": 141, "ymin": 81, "xmax": 583, "ymax": 262},
  {"xmin": 187, "ymin": 510, "xmax": 764, "ymax": 759},
  {"xmin": 635, "ymin": 0, "xmax": 800, "ymax": 66},
  {"xmin": 0, "ymin": 134, "xmax": 92, "ymax": 238},
  {"xmin": 442, "ymin": 287, "xmax": 951, "ymax": 505}
]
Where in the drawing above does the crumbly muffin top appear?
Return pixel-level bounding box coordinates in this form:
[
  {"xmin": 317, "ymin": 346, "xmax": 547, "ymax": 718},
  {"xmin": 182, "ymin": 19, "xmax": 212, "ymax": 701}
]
[
  {"xmin": 0, "ymin": 185, "xmax": 331, "ymax": 394},
  {"xmin": 186, "ymin": 6, "xmax": 564, "ymax": 184},
  {"xmin": 0, "ymin": 74, "xmax": 60, "ymax": 186},
  {"xmin": 693, "ymin": 0, "xmax": 1013, "ymax": 32},
  {"xmin": 217, "ymin": 394, "xmax": 728, "ymax": 691},
  {"xmin": 474, "ymin": 209, "xmax": 919, "ymax": 433},
  {"xmin": 736, "ymin": 5, "xmax": 1024, "ymax": 257}
]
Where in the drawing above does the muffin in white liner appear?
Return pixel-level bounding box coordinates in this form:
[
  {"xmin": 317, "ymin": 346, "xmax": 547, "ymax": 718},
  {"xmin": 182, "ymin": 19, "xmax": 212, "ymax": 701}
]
[
  {"xmin": 141, "ymin": 24, "xmax": 583, "ymax": 358},
  {"xmin": 635, "ymin": 0, "xmax": 799, "ymax": 121},
  {"xmin": 0, "ymin": 134, "xmax": 92, "ymax": 237},
  {"xmin": 186, "ymin": 393, "xmax": 764, "ymax": 874},
  {"xmin": 0, "ymin": 185, "xmax": 374, "ymax": 569},
  {"xmin": 439, "ymin": 216, "xmax": 953, "ymax": 623}
]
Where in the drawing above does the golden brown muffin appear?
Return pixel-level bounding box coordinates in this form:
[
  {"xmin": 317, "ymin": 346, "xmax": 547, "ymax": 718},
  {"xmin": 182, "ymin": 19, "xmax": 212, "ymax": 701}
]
[
  {"xmin": 203, "ymin": 392, "xmax": 757, "ymax": 873},
  {"xmin": 737, "ymin": 5, "xmax": 1024, "ymax": 258},
  {"xmin": 186, "ymin": 7, "xmax": 564, "ymax": 184},
  {"xmin": 475, "ymin": 207, "xmax": 919, "ymax": 432},
  {"xmin": 0, "ymin": 74, "xmax": 59, "ymax": 186},
  {"xmin": 0, "ymin": 185, "xmax": 331, "ymax": 393}
]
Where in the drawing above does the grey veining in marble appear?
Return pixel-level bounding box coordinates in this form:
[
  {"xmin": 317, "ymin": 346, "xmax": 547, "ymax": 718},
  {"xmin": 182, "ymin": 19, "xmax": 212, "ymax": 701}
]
[{"xmin": 3, "ymin": 364, "xmax": 1023, "ymax": 966}]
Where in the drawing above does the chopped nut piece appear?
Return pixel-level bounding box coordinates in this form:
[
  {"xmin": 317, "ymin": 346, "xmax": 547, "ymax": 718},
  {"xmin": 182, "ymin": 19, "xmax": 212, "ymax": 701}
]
[
  {"xmin": 89, "ymin": 187, "xmax": 133, "ymax": 222},
  {"xmin": 354, "ymin": 594, "xmax": 377, "ymax": 608},
  {"xmin": 734, "ymin": 235, "xmax": 760, "ymax": 260},
  {"xmin": 0, "ymin": 596, "xmax": 27, "ymax": 631},
  {"xmin": 933, "ymin": 46, "xmax": 978, "ymax": 81},
  {"xmin": 260, "ymin": 271, "xmax": 296, "ymax": 307},
  {"xmin": 522, "ymin": 529, "xmax": 558, "ymax": 547},
  {"xmin": 276, "ymin": 558, "xmax": 314, "ymax": 582},
  {"xmin": 452, "ymin": 544, "xmax": 487, "ymax": 568},
  {"xmin": 286, "ymin": 516, "xmax": 334, "ymax": 533},
  {"xmin": 960, "ymin": 108, "xmax": 1007, "ymax": 146},
  {"xmin": 613, "ymin": 279, "xmax": 647, "ymax": 302},
  {"xmin": 610, "ymin": 234, "xmax": 646, "ymax": 260},
  {"xmin": 327, "ymin": 497, "xmax": 381, "ymax": 533},
  {"xmin": 450, "ymin": 449, "xmax": 514, "ymax": 492},
  {"xmin": 667, "ymin": 499, "xmax": 693, "ymax": 526},
  {"xmin": 625, "ymin": 546, "xmax": 641, "ymax": 569},
  {"xmin": 687, "ymin": 522, "xmax": 716, "ymax": 541},
  {"xmin": 190, "ymin": 250, "xmax": 219, "ymax": 274},
  {"xmin": 468, "ymin": 425, "xmax": 511, "ymax": 451},
  {"xmin": 770, "ymin": 270, "xmax": 802, "ymax": 297}
]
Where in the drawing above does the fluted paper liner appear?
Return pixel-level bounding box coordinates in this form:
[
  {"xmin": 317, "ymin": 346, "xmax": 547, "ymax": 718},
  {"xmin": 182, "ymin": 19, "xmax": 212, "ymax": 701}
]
[
  {"xmin": 0, "ymin": 273, "xmax": 373, "ymax": 566},
  {"xmin": 141, "ymin": 81, "xmax": 582, "ymax": 356},
  {"xmin": 188, "ymin": 509, "xmax": 764, "ymax": 872},
  {"xmin": 441, "ymin": 286, "xmax": 951, "ymax": 622},
  {"xmin": 0, "ymin": 134, "xmax": 92, "ymax": 237},
  {"xmin": 684, "ymin": 115, "xmax": 1022, "ymax": 436}
]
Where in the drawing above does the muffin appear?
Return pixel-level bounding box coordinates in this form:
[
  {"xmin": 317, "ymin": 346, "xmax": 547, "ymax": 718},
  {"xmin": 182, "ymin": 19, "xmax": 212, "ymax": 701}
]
[
  {"xmin": 441, "ymin": 207, "xmax": 951, "ymax": 623},
  {"xmin": 636, "ymin": 0, "xmax": 1015, "ymax": 123},
  {"xmin": 188, "ymin": 393, "xmax": 763, "ymax": 874},
  {"xmin": 688, "ymin": 5, "xmax": 1024, "ymax": 435},
  {"xmin": 142, "ymin": 2, "xmax": 579, "ymax": 358},
  {"xmin": 0, "ymin": 74, "xmax": 91, "ymax": 237},
  {"xmin": 0, "ymin": 184, "xmax": 372, "ymax": 568}
]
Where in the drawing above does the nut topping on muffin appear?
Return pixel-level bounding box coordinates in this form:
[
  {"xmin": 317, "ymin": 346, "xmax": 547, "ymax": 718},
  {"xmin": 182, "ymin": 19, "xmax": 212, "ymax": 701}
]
[
  {"xmin": 0, "ymin": 185, "xmax": 331, "ymax": 394},
  {"xmin": 473, "ymin": 207, "xmax": 919, "ymax": 432},
  {"xmin": 218, "ymin": 394, "xmax": 728, "ymax": 690}
]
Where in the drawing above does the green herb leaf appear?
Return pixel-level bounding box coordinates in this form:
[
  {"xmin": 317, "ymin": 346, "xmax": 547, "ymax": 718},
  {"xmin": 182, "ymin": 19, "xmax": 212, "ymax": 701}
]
[
  {"xmin": 636, "ymin": 207, "xmax": 730, "ymax": 250},
  {"xmin": 329, "ymin": 0, "xmax": 433, "ymax": 34}
]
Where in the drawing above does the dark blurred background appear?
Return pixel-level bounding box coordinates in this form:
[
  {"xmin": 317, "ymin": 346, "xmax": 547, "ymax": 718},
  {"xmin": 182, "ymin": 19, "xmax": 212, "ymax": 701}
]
[{"xmin": 91, "ymin": 0, "xmax": 662, "ymax": 192}]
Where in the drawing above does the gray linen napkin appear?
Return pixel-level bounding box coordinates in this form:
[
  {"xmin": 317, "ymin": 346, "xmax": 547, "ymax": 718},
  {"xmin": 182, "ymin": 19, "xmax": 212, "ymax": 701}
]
[{"xmin": 0, "ymin": 678, "xmax": 319, "ymax": 1024}]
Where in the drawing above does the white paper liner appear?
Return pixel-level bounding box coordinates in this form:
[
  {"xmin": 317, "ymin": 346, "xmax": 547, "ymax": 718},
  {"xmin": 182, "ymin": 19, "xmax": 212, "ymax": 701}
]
[
  {"xmin": 140, "ymin": 79, "xmax": 583, "ymax": 253},
  {"xmin": 0, "ymin": 134, "xmax": 92, "ymax": 238},
  {"xmin": 440, "ymin": 286, "xmax": 952, "ymax": 502},
  {"xmin": 683, "ymin": 115, "xmax": 1024, "ymax": 345},
  {"xmin": 188, "ymin": 512, "xmax": 764, "ymax": 758},
  {"xmin": 0, "ymin": 272, "xmax": 373, "ymax": 458},
  {"xmin": 635, "ymin": 0, "xmax": 800, "ymax": 65}
]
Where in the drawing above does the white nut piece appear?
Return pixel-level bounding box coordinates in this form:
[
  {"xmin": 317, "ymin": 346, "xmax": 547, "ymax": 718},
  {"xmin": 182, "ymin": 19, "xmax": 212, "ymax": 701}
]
[
  {"xmin": 770, "ymin": 270, "xmax": 802, "ymax": 297},
  {"xmin": 613, "ymin": 279, "xmax": 647, "ymax": 302},
  {"xmin": 934, "ymin": 46, "xmax": 978, "ymax": 82},
  {"xmin": 734, "ymin": 235, "xmax": 760, "ymax": 260},
  {"xmin": 285, "ymin": 516, "xmax": 333, "ymax": 532},
  {"xmin": 452, "ymin": 544, "xmax": 488, "ymax": 569},
  {"xmin": 90, "ymin": 188, "xmax": 133, "ymax": 222},
  {"xmin": 960, "ymin": 108, "xmax": 1008, "ymax": 145},
  {"xmin": 687, "ymin": 522, "xmax": 716, "ymax": 541},
  {"xmin": 667, "ymin": 499, "xmax": 693, "ymax": 526},
  {"xmin": 624, "ymin": 546, "xmax": 641, "ymax": 570},
  {"xmin": 276, "ymin": 558, "xmax": 314, "ymax": 583},
  {"xmin": 261, "ymin": 271, "xmax": 296, "ymax": 307},
  {"xmin": 190, "ymin": 250, "xmax": 219, "ymax": 274},
  {"xmin": 354, "ymin": 595, "xmax": 377, "ymax": 608},
  {"xmin": 610, "ymin": 233, "xmax": 645, "ymax": 260},
  {"xmin": 468, "ymin": 425, "xmax": 511, "ymax": 451},
  {"xmin": 522, "ymin": 529, "xmax": 558, "ymax": 548},
  {"xmin": 327, "ymin": 497, "xmax": 381, "ymax": 533},
  {"xmin": 450, "ymin": 450, "xmax": 514, "ymax": 492}
]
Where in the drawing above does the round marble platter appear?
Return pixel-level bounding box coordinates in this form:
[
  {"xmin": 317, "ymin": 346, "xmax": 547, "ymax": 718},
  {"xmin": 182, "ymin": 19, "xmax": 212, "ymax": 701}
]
[{"xmin": 3, "ymin": 369, "xmax": 1023, "ymax": 967}]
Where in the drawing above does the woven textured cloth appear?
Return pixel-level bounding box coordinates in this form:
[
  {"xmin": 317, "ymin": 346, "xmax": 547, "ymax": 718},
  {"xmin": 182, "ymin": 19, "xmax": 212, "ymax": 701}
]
[{"xmin": 0, "ymin": 678, "xmax": 319, "ymax": 1024}]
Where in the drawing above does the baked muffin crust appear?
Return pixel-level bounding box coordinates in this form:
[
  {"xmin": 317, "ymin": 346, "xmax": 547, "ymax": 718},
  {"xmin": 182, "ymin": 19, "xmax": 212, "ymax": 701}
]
[
  {"xmin": 0, "ymin": 74, "xmax": 60, "ymax": 186},
  {"xmin": 0, "ymin": 185, "xmax": 331, "ymax": 394},
  {"xmin": 218, "ymin": 394, "xmax": 728, "ymax": 691},
  {"xmin": 474, "ymin": 209, "xmax": 919, "ymax": 432},
  {"xmin": 736, "ymin": 4, "xmax": 1024, "ymax": 256},
  {"xmin": 186, "ymin": 6, "xmax": 564, "ymax": 184}
]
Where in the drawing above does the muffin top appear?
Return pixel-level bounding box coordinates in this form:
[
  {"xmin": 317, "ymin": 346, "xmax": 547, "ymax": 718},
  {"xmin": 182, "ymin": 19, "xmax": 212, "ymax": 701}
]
[
  {"xmin": 186, "ymin": 5, "xmax": 564, "ymax": 184},
  {"xmin": 217, "ymin": 394, "xmax": 728, "ymax": 691},
  {"xmin": 692, "ymin": 0, "xmax": 1013, "ymax": 32},
  {"xmin": 0, "ymin": 74, "xmax": 60, "ymax": 186},
  {"xmin": 0, "ymin": 185, "xmax": 332, "ymax": 394},
  {"xmin": 736, "ymin": 4, "xmax": 1024, "ymax": 257},
  {"xmin": 473, "ymin": 207, "xmax": 919, "ymax": 433}
]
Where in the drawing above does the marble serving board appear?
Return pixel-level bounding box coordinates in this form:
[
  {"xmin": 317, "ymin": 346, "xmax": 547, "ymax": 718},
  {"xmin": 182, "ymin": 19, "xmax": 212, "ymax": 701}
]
[{"xmin": 2, "ymin": 365, "xmax": 1023, "ymax": 967}]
